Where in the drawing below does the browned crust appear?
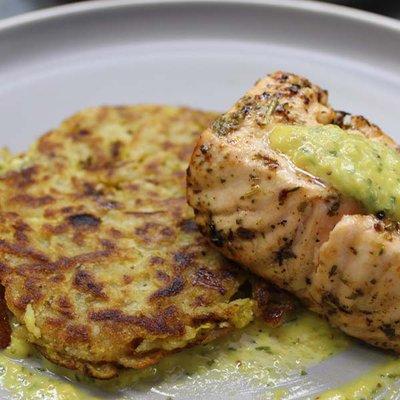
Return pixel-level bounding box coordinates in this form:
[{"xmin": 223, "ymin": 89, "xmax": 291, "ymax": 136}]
[{"xmin": 0, "ymin": 286, "xmax": 11, "ymax": 349}]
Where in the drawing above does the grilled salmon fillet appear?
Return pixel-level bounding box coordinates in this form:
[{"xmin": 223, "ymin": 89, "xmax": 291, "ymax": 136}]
[
  {"xmin": 0, "ymin": 105, "xmax": 267, "ymax": 379},
  {"xmin": 187, "ymin": 71, "xmax": 400, "ymax": 352},
  {"xmin": 312, "ymin": 215, "xmax": 400, "ymax": 352}
]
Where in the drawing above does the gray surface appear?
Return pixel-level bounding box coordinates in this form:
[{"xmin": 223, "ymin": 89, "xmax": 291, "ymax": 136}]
[
  {"xmin": 0, "ymin": 0, "xmax": 399, "ymax": 398},
  {"xmin": 1, "ymin": 0, "xmax": 400, "ymax": 20}
]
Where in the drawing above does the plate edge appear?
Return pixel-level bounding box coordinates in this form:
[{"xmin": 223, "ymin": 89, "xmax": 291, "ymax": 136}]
[{"xmin": 0, "ymin": 0, "xmax": 399, "ymax": 35}]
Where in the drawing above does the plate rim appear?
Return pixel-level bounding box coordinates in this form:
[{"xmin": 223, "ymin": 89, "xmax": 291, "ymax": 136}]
[{"xmin": 0, "ymin": 0, "xmax": 399, "ymax": 36}]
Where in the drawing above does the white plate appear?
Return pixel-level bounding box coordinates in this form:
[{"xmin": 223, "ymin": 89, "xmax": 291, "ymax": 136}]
[{"xmin": 0, "ymin": 0, "xmax": 399, "ymax": 398}]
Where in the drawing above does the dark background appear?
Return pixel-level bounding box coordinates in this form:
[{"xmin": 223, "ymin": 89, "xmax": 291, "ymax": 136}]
[
  {"xmin": 0, "ymin": 0, "xmax": 400, "ymax": 20},
  {"xmin": 324, "ymin": 0, "xmax": 400, "ymax": 18}
]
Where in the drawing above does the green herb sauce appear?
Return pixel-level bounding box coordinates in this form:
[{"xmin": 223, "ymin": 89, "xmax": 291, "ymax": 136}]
[{"xmin": 270, "ymin": 124, "xmax": 400, "ymax": 220}]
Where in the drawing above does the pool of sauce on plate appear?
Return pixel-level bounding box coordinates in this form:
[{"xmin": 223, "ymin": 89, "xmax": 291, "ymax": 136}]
[
  {"xmin": 317, "ymin": 358, "xmax": 400, "ymax": 400},
  {"xmin": 0, "ymin": 310, "xmax": 351, "ymax": 399},
  {"xmin": 0, "ymin": 336, "xmax": 97, "ymax": 399}
]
